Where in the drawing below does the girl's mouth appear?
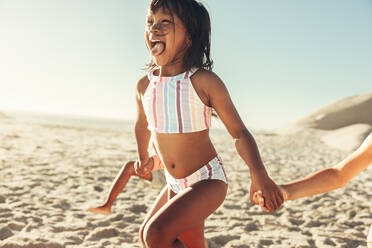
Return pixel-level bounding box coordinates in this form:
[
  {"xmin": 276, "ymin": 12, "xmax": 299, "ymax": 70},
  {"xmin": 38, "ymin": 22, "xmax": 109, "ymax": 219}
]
[{"xmin": 150, "ymin": 40, "xmax": 166, "ymax": 56}]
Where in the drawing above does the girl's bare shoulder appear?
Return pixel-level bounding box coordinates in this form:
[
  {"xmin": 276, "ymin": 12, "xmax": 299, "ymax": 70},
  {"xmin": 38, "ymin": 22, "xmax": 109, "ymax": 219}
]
[
  {"xmin": 191, "ymin": 69, "xmax": 226, "ymax": 94},
  {"xmin": 192, "ymin": 69, "xmax": 223, "ymax": 84}
]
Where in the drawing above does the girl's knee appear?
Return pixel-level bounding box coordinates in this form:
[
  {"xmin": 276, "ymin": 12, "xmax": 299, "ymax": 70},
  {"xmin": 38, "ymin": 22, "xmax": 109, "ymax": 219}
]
[{"xmin": 143, "ymin": 221, "xmax": 170, "ymax": 247}]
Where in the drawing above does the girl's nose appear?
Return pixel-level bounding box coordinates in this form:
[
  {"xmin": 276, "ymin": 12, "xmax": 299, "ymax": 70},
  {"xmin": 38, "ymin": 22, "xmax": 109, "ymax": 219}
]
[{"xmin": 148, "ymin": 23, "xmax": 160, "ymax": 32}]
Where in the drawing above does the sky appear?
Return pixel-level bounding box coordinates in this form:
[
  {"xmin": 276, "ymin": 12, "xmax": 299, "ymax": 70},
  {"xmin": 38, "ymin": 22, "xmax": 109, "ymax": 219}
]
[{"xmin": 0, "ymin": 0, "xmax": 371, "ymax": 129}]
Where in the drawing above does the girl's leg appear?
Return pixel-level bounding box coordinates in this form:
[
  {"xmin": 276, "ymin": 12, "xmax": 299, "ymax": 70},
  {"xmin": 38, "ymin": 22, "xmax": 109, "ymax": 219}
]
[
  {"xmin": 143, "ymin": 180, "xmax": 227, "ymax": 248},
  {"xmin": 141, "ymin": 186, "xmax": 208, "ymax": 248},
  {"xmin": 167, "ymin": 189, "xmax": 208, "ymax": 248},
  {"xmin": 89, "ymin": 161, "xmax": 152, "ymax": 215},
  {"xmin": 140, "ymin": 186, "xmax": 169, "ymax": 247}
]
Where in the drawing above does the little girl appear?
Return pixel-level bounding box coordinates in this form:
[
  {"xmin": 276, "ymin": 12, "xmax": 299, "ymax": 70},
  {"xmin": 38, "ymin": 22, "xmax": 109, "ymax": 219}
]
[{"xmin": 98, "ymin": 0, "xmax": 284, "ymax": 247}]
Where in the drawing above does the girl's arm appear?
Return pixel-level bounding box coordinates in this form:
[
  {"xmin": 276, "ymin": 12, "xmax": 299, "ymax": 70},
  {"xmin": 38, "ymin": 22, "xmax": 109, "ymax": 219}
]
[
  {"xmin": 197, "ymin": 71, "xmax": 283, "ymax": 212},
  {"xmin": 134, "ymin": 76, "xmax": 152, "ymax": 175},
  {"xmin": 281, "ymin": 132, "xmax": 372, "ymax": 200}
]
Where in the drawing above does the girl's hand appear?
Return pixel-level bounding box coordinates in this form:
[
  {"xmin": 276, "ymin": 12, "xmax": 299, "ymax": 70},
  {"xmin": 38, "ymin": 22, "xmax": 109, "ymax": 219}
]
[
  {"xmin": 134, "ymin": 157, "xmax": 154, "ymax": 177},
  {"xmin": 252, "ymin": 186, "xmax": 288, "ymax": 211},
  {"xmin": 250, "ymin": 173, "xmax": 284, "ymax": 212}
]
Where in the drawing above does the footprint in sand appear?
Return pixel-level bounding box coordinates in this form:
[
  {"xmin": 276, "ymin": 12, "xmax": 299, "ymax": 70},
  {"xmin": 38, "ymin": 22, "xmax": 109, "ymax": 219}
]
[
  {"xmin": 259, "ymin": 239, "xmax": 274, "ymax": 246},
  {"xmin": 0, "ymin": 212, "xmax": 13, "ymax": 219},
  {"xmin": 114, "ymin": 222, "xmax": 128, "ymax": 229},
  {"xmin": 52, "ymin": 200, "xmax": 71, "ymax": 211},
  {"xmin": 305, "ymin": 219, "xmax": 326, "ymax": 228},
  {"xmin": 129, "ymin": 204, "xmax": 147, "ymax": 214},
  {"xmin": 7, "ymin": 222, "xmax": 25, "ymax": 231},
  {"xmin": 109, "ymin": 214, "xmax": 124, "ymax": 222},
  {"xmin": 97, "ymin": 176, "xmax": 112, "ymax": 182},
  {"xmin": 95, "ymin": 220, "xmax": 111, "ymax": 227},
  {"xmin": 244, "ymin": 222, "xmax": 259, "ymax": 232},
  {"xmin": 73, "ymin": 213, "xmax": 86, "ymax": 218},
  {"xmin": 87, "ymin": 227, "xmax": 120, "ymax": 241},
  {"xmin": 0, "ymin": 226, "xmax": 14, "ymax": 240},
  {"xmin": 288, "ymin": 217, "xmax": 305, "ymax": 225},
  {"xmin": 209, "ymin": 234, "xmax": 240, "ymax": 246},
  {"xmin": 324, "ymin": 238, "xmax": 336, "ymax": 246},
  {"xmin": 64, "ymin": 236, "xmax": 83, "ymax": 246},
  {"xmin": 223, "ymin": 204, "xmax": 242, "ymax": 210},
  {"xmin": 51, "ymin": 226, "xmax": 67, "ymax": 233},
  {"xmin": 25, "ymin": 223, "xmax": 38, "ymax": 232},
  {"xmin": 288, "ymin": 226, "xmax": 301, "ymax": 232},
  {"xmin": 93, "ymin": 186, "xmax": 104, "ymax": 192},
  {"xmin": 122, "ymin": 215, "xmax": 137, "ymax": 223},
  {"xmin": 307, "ymin": 238, "xmax": 316, "ymax": 246}
]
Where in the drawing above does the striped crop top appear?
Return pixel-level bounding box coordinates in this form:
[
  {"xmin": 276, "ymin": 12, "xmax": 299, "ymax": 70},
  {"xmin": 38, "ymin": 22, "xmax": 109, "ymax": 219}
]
[{"xmin": 142, "ymin": 68, "xmax": 212, "ymax": 133}]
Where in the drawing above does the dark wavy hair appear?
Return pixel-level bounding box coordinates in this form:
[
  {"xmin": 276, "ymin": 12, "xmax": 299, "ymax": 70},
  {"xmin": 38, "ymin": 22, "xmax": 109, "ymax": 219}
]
[{"xmin": 146, "ymin": 0, "xmax": 213, "ymax": 71}]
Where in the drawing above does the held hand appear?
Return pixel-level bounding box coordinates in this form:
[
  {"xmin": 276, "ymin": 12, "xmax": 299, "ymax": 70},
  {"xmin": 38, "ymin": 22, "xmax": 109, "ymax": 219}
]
[
  {"xmin": 134, "ymin": 157, "xmax": 154, "ymax": 177},
  {"xmin": 250, "ymin": 174, "xmax": 284, "ymax": 212},
  {"xmin": 252, "ymin": 186, "xmax": 288, "ymax": 212}
]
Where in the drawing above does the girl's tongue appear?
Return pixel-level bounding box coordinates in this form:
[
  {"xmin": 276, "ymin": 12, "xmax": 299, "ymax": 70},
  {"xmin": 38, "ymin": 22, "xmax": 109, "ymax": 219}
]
[{"xmin": 151, "ymin": 42, "xmax": 165, "ymax": 56}]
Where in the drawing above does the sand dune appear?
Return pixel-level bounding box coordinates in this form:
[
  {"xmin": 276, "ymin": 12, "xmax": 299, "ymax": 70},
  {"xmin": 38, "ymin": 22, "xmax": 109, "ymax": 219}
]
[
  {"xmin": 279, "ymin": 93, "xmax": 372, "ymax": 134},
  {"xmin": 278, "ymin": 93, "xmax": 372, "ymax": 151},
  {"xmin": 0, "ymin": 116, "xmax": 370, "ymax": 247},
  {"xmin": 289, "ymin": 93, "xmax": 372, "ymax": 130},
  {"xmin": 321, "ymin": 124, "xmax": 372, "ymax": 151}
]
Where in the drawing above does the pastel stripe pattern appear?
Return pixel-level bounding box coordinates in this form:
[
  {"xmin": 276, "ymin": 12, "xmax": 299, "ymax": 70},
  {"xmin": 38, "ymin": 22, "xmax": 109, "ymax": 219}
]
[
  {"xmin": 142, "ymin": 68, "xmax": 212, "ymax": 133},
  {"xmin": 176, "ymin": 80, "xmax": 183, "ymax": 133},
  {"xmin": 156, "ymin": 80, "xmax": 164, "ymax": 131},
  {"xmin": 164, "ymin": 155, "xmax": 227, "ymax": 194},
  {"xmin": 163, "ymin": 80, "xmax": 169, "ymax": 133}
]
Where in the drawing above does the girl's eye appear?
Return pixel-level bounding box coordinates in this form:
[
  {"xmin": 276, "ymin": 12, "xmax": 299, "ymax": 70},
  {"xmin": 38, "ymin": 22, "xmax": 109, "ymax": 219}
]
[{"xmin": 162, "ymin": 20, "xmax": 171, "ymax": 24}]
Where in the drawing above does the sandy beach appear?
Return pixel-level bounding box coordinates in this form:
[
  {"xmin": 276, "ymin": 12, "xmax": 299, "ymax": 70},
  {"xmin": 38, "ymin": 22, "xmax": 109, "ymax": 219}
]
[
  {"xmin": 1, "ymin": 0, "xmax": 371, "ymax": 245},
  {"xmin": 0, "ymin": 114, "xmax": 371, "ymax": 248}
]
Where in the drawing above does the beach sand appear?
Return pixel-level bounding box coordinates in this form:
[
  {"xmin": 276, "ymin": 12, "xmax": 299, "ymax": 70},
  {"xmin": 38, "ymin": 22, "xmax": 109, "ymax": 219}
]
[{"xmin": 0, "ymin": 117, "xmax": 371, "ymax": 248}]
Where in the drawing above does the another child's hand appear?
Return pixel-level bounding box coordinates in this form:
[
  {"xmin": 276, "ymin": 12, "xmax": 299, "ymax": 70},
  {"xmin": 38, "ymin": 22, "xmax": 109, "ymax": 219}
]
[
  {"xmin": 252, "ymin": 190, "xmax": 268, "ymax": 211},
  {"xmin": 134, "ymin": 157, "xmax": 154, "ymax": 177}
]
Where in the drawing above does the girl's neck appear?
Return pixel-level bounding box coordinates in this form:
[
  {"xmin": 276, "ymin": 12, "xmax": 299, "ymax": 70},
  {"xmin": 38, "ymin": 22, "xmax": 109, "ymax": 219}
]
[{"xmin": 158, "ymin": 62, "xmax": 186, "ymax": 77}]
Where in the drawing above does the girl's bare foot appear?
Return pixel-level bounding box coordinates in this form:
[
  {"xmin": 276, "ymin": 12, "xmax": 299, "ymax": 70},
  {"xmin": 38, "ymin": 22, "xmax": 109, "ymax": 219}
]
[{"xmin": 88, "ymin": 204, "xmax": 111, "ymax": 215}]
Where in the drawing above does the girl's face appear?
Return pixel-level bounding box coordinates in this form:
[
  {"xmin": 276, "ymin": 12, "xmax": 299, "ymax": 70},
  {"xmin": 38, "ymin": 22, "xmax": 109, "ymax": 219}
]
[{"xmin": 145, "ymin": 7, "xmax": 190, "ymax": 67}]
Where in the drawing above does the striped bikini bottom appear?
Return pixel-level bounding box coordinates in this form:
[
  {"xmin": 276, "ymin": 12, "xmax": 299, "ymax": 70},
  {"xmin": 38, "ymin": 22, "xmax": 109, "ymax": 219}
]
[{"xmin": 163, "ymin": 155, "xmax": 228, "ymax": 194}]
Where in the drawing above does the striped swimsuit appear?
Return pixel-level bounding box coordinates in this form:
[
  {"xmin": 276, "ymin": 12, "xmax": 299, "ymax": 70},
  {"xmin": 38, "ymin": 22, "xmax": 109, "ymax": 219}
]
[
  {"xmin": 143, "ymin": 68, "xmax": 228, "ymax": 193},
  {"xmin": 142, "ymin": 67, "xmax": 212, "ymax": 133}
]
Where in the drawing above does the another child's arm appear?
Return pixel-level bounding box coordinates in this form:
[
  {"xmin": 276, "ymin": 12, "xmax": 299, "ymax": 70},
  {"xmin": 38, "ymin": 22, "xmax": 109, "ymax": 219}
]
[
  {"xmin": 254, "ymin": 133, "xmax": 372, "ymax": 207},
  {"xmin": 281, "ymin": 132, "xmax": 372, "ymax": 200},
  {"xmin": 200, "ymin": 71, "xmax": 283, "ymax": 212},
  {"xmin": 88, "ymin": 77, "xmax": 161, "ymax": 215}
]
